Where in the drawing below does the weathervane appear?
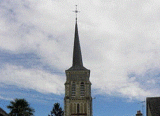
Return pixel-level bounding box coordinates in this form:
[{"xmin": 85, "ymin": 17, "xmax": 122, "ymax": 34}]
[{"xmin": 73, "ymin": 5, "xmax": 80, "ymax": 21}]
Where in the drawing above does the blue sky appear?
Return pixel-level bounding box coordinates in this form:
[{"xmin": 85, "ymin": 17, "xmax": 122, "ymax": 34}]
[{"xmin": 0, "ymin": 0, "xmax": 160, "ymax": 116}]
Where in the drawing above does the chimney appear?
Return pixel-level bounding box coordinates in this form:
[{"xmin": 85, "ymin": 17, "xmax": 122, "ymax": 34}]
[{"xmin": 136, "ymin": 110, "xmax": 142, "ymax": 116}]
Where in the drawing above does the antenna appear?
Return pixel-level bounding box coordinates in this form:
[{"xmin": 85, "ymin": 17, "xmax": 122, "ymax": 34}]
[
  {"xmin": 138, "ymin": 101, "xmax": 145, "ymax": 116},
  {"xmin": 73, "ymin": 5, "xmax": 80, "ymax": 21}
]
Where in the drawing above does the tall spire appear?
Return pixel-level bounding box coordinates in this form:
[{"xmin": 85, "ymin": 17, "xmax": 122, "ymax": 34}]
[
  {"xmin": 72, "ymin": 21, "xmax": 83, "ymax": 67},
  {"xmin": 67, "ymin": 5, "xmax": 88, "ymax": 71}
]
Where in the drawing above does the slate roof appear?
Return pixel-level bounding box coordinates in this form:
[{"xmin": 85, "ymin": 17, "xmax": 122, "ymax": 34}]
[
  {"xmin": 147, "ymin": 97, "xmax": 160, "ymax": 116},
  {"xmin": 67, "ymin": 20, "xmax": 89, "ymax": 71}
]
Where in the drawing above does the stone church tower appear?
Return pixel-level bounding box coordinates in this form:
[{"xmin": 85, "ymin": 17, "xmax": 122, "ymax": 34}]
[{"xmin": 64, "ymin": 19, "xmax": 92, "ymax": 116}]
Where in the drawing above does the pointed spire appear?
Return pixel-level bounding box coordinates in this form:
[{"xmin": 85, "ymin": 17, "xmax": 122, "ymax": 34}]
[
  {"xmin": 72, "ymin": 21, "xmax": 83, "ymax": 67},
  {"xmin": 67, "ymin": 5, "xmax": 89, "ymax": 71}
]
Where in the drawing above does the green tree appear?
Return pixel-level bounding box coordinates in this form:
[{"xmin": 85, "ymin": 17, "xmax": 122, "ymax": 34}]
[
  {"xmin": 48, "ymin": 103, "xmax": 64, "ymax": 116},
  {"xmin": 7, "ymin": 98, "xmax": 35, "ymax": 116}
]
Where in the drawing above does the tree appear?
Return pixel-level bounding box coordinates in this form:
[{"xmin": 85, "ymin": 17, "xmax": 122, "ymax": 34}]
[
  {"xmin": 48, "ymin": 103, "xmax": 64, "ymax": 116},
  {"xmin": 7, "ymin": 98, "xmax": 35, "ymax": 116}
]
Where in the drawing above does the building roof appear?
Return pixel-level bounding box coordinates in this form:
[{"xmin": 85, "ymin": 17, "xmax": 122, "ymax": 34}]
[
  {"xmin": 67, "ymin": 20, "xmax": 89, "ymax": 71},
  {"xmin": 136, "ymin": 110, "xmax": 142, "ymax": 116},
  {"xmin": 147, "ymin": 97, "xmax": 160, "ymax": 116},
  {"xmin": 0, "ymin": 107, "xmax": 8, "ymax": 116}
]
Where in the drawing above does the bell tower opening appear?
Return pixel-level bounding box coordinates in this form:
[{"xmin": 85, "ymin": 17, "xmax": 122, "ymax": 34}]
[
  {"xmin": 80, "ymin": 82, "xmax": 85, "ymax": 96},
  {"xmin": 71, "ymin": 82, "xmax": 76, "ymax": 97}
]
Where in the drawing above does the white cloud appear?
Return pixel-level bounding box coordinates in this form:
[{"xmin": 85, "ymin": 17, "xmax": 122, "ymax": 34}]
[
  {"xmin": 0, "ymin": 95, "xmax": 12, "ymax": 101},
  {"xmin": 0, "ymin": 64, "xmax": 64, "ymax": 94},
  {"xmin": 0, "ymin": 0, "xmax": 160, "ymax": 101}
]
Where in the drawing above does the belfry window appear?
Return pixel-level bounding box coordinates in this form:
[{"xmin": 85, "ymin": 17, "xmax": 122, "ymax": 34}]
[
  {"xmin": 80, "ymin": 82, "xmax": 85, "ymax": 96},
  {"xmin": 72, "ymin": 82, "xmax": 76, "ymax": 96}
]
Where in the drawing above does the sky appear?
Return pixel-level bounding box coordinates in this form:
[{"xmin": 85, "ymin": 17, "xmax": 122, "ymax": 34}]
[{"xmin": 0, "ymin": 0, "xmax": 160, "ymax": 116}]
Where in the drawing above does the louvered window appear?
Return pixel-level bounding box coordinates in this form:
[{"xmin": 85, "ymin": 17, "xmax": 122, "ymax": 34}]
[
  {"xmin": 72, "ymin": 82, "xmax": 76, "ymax": 96},
  {"xmin": 80, "ymin": 82, "xmax": 85, "ymax": 96}
]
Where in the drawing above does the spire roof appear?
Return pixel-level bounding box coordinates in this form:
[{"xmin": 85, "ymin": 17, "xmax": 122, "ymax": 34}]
[
  {"xmin": 72, "ymin": 21, "xmax": 83, "ymax": 67},
  {"xmin": 67, "ymin": 21, "xmax": 88, "ymax": 71},
  {"xmin": 67, "ymin": 5, "xmax": 89, "ymax": 71}
]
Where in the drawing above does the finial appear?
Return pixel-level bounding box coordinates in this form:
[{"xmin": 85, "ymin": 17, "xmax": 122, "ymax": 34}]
[{"xmin": 73, "ymin": 5, "xmax": 80, "ymax": 21}]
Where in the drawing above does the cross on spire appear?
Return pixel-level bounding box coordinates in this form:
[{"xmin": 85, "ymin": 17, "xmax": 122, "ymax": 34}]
[{"xmin": 73, "ymin": 5, "xmax": 80, "ymax": 21}]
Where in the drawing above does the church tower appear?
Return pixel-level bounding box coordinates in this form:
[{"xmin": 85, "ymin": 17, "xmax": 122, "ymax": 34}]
[{"xmin": 64, "ymin": 17, "xmax": 92, "ymax": 116}]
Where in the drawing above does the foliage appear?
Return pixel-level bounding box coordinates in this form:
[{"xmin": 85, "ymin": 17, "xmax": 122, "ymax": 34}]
[
  {"xmin": 7, "ymin": 98, "xmax": 35, "ymax": 116},
  {"xmin": 48, "ymin": 103, "xmax": 64, "ymax": 116}
]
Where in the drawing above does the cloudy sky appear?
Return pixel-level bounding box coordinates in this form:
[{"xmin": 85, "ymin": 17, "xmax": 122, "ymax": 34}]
[{"xmin": 0, "ymin": 0, "xmax": 160, "ymax": 115}]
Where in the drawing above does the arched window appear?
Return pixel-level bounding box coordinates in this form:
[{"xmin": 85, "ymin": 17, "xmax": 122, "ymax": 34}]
[
  {"xmin": 80, "ymin": 82, "xmax": 85, "ymax": 96},
  {"xmin": 77, "ymin": 104, "xmax": 79, "ymax": 113},
  {"xmin": 72, "ymin": 82, "xmax": 76, "ymax": 96}
]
